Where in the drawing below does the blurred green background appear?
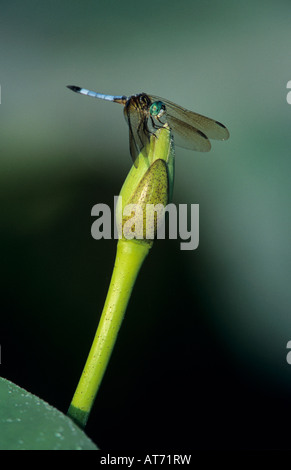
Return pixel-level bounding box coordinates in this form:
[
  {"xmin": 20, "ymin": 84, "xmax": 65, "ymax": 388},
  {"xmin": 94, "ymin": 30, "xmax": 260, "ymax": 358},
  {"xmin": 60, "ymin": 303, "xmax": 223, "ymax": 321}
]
[{"xmin": 1, "ymin": 0, "xmax": 291, "ymax": 450}]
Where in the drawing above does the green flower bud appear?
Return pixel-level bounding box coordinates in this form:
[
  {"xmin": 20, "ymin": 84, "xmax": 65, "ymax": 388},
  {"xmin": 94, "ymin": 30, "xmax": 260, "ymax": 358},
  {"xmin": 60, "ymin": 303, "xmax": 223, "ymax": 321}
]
[{"xmin": 116, "ymin": 125, "xmax": 175, "ymax": 247}]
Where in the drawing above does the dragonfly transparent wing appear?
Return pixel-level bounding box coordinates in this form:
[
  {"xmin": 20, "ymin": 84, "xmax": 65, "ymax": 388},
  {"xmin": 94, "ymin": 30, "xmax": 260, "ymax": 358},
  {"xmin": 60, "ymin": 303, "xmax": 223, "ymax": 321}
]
[
  {"xmin": 123, "ymin": 104, "xmax": 150, "ymax": 167},
  {"xmin": 149, "ymin": 95, "xmax": 229, "ymax": 148},
  {"xmin": 165, "ymin": 115, "xmax": 211, "ymax": 152}
]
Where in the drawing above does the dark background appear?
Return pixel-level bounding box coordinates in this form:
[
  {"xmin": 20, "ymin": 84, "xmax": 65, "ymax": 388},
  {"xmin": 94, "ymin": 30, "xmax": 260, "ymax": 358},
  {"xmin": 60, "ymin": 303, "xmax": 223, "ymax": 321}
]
[{"xmin": 1, "ymin": 0, "xmax": 291, "ymax": 450}]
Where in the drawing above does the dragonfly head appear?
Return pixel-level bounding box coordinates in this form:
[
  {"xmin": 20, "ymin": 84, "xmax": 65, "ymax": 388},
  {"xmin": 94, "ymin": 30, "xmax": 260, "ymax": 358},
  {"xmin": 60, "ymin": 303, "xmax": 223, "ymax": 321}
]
[{"xmin": 149, "ymin": 101, "xmax": 166, "ymax": 119}]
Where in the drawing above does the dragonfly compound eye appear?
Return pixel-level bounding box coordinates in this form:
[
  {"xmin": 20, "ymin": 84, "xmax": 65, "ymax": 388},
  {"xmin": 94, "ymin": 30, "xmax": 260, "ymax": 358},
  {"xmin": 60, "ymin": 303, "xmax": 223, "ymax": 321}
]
[{"xmin": 150, "ymin": 101, "xmax": 165, "ymax": 117}]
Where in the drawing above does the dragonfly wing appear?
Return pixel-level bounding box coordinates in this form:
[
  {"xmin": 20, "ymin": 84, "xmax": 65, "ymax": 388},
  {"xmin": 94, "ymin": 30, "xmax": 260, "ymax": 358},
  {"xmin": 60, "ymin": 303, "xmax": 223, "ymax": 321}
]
[
  {"xmin": 167, "ymin": 115, "xmax": 211, "ymax": 152},
  {"xmin": 124, "ymin": 108, "xmax": 139, "ymax": 166},
  {"xmin": 124, "ymin": 105, "xmax": 150, "ymax": 167},
  {"xmin": 150, "ymin": 95, "xmax": 229, "ymax": 141}
]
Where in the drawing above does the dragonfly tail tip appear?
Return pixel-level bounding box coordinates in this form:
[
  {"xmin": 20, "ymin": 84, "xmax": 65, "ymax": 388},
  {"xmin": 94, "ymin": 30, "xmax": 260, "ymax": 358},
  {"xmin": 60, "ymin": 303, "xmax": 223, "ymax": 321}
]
[{"xmin": 67, "ymin": 85, "xmax": 81, "ymax": 93}]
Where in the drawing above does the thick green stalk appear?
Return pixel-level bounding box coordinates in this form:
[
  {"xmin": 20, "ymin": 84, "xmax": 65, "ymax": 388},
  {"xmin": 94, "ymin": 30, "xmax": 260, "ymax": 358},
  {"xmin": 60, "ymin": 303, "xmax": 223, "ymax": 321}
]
[{"xmin": 67, "ymin": 239, "xmax": 150, "ymax": 428}]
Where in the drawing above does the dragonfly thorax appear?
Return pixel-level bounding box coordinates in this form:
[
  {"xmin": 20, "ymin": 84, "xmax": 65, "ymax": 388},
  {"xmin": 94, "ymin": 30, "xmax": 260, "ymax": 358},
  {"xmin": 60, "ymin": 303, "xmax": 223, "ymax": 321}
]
[{"xmin": 134, "ymin": 93, "xmax": 152, "ymax": 109}]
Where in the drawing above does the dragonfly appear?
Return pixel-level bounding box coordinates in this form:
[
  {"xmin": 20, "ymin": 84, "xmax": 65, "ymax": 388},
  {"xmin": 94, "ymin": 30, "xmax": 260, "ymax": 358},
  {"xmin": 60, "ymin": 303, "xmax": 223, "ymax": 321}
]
[{"xmin": 67, "ymin": 85, "xmax": 230, "ymax": 167}]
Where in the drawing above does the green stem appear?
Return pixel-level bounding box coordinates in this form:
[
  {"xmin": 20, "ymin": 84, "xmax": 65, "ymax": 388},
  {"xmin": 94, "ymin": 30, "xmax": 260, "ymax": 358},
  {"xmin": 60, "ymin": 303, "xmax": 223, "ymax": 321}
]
[{"xmin": 67, "ymin": 239, "xmax": 150, "ymax": 428}]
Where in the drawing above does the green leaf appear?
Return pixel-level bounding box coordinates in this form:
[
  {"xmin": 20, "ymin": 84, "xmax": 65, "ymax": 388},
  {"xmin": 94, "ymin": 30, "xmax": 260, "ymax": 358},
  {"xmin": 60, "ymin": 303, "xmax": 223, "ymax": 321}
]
[{"xmin": 0, "ymin": 377, "xmax": 98, "ymax": 450}]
